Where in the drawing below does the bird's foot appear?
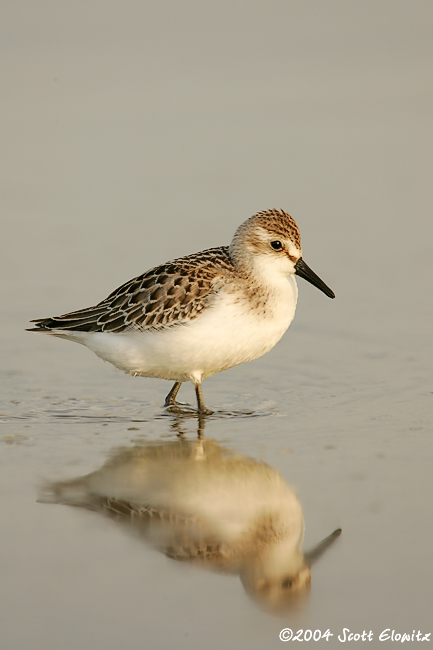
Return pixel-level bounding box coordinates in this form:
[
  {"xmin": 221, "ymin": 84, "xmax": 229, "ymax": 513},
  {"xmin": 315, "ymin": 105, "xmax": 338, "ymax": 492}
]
[
  {"xmin": 197, "ymin": 407, "xmax": 214, "ymax": 416},
  {"xmin": 164, "ymin": 399, "xmax": 187, "ymax": 408}
]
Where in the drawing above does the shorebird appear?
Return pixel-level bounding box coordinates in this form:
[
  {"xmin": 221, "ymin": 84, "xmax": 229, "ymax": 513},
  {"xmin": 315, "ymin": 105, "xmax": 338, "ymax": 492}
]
[
  {"xmin": 40, "ymin": 439, "xmax": 341, "ymax": 612},
  {"xmin": 28, "ymin": 209, "xmax": 335, "ymax": 413}
]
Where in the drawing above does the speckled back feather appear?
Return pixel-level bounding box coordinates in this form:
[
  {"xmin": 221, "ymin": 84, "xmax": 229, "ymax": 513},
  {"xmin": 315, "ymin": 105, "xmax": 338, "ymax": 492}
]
[
  {"xmin": 29, "ymin": 246, "xmax": 234, "ymax": 333},
  {"xmin": 29, "ymin": 209, "xmax": 303, "ymax": 335},
  {"xmin": 100, "ymin": 497, "xmax": 230, "ymax": 568}
]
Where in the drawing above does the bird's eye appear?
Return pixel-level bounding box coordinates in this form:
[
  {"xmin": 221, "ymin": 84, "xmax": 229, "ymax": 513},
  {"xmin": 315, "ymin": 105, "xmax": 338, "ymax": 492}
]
[
  {"xmin": 270, "ymin": 240, "xmax": 283, "ymax": 251},
  {"xmin": 281, "ymin": 577, "xmax": 293, "ymax": 589}
]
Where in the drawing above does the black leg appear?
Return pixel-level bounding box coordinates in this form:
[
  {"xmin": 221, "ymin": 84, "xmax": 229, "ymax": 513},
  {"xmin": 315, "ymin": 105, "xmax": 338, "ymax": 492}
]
[
  {"xmin": 164, "ymin": 381, "xmax": 182, "ymax": 407},
  {"xmin": 194, "ymin": 383, "xmax": 213, "ymax": 415}
]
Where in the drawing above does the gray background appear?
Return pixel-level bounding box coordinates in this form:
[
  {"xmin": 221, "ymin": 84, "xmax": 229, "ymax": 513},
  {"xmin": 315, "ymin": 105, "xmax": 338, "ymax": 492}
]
[{"xmin": 1, "ymin": 2, "xmax": 432, "ymax": 648}]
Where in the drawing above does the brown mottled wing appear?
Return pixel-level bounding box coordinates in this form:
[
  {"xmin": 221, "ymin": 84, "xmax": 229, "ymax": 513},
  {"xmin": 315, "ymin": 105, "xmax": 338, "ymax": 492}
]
[
  {"xmin": 101, "ymin": 498, "xmax": 235, "ymax": 571},
  {"xmin": 29, "ymin": 247, "xmax": 233, "ymax": 333}
]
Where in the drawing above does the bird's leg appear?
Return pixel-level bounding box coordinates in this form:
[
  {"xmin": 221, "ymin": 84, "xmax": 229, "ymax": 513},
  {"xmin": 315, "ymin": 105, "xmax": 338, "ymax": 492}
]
[
  {"xmin": 164, "ymin": 381, "xmax": 182, "ymax": 407},
  {"xmin": 194, "ymin": 382, "xmax": 213, "ymax": 415},
  {"xmin": 196, "ymin": 414, "xmax": 206, "ymax": 438}
]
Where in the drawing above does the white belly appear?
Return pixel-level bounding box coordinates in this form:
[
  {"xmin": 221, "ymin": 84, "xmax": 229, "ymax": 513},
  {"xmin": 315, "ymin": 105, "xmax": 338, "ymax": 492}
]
[{"xmin": 57, "ymin": 276, "xmax": 298, "ymax": 383}]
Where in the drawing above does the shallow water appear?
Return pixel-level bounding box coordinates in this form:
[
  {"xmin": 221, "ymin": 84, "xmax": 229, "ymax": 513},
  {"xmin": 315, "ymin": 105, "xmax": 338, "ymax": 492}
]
[{"xmin": 1, "ymin": 3, "xmax": 433, "ymax": 649}]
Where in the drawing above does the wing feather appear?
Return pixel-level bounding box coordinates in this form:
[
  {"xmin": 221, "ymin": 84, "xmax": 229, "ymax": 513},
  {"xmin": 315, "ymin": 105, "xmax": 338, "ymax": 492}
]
[{"xmin": 28, "ymin": 246, "xmax": 233, "ymax": 333}]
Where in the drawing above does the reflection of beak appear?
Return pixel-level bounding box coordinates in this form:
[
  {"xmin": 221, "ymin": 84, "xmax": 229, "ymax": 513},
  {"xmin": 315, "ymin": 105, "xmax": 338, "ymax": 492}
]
[
  {"xmin": 295, "ymin": 258, "xmax": 335, "ymax": 299},
  {"xmin": 305, "ymin": 528, "xmax": 342, "ymax": 566}
]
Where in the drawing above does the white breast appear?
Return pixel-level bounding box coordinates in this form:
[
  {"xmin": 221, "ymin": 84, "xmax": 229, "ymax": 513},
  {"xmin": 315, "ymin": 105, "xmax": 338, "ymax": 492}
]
[{"xmin": 59, "ymin": 275, "xmax": 298, "ymax": 383}]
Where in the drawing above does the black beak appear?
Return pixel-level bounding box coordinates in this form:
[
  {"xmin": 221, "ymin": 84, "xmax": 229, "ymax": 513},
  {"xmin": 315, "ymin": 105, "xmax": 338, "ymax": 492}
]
[
  {"xmin": 305, "ymin": 528, "xmax": 342, "ymax": 567},
  {"xmin": 295, "ymin": 258, "xmax": 335, "ymax": 299}
]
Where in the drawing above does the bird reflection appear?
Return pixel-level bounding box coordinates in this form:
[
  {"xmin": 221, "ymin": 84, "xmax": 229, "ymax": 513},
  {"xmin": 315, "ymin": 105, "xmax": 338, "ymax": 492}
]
[{"xmin": 40, "ymin": 438, "xmax": 341, "ymax": 614}]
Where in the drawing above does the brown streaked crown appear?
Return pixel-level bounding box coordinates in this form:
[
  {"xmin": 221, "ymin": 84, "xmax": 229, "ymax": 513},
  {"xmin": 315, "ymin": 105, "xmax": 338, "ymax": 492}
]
[{"xmin": 251, "ymin": 209, "xmax": 301, "ymax": 250}]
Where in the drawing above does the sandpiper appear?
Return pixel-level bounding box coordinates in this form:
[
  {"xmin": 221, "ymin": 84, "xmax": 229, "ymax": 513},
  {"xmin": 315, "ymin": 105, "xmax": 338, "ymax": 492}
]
[
  {"xmin": 40, "ymin": 439, "xmax": 342, "ymax": 612},
  {"xmin": 28, "ymin": 209, "xmax": 335, "ymax": 413}
]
